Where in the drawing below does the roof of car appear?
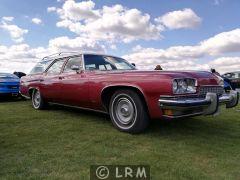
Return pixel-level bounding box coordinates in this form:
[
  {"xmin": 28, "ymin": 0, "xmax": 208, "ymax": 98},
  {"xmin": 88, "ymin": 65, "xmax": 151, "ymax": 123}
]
[{"xmin": 41, "ymin": 52, "xmax": 121, "ymax": 62}]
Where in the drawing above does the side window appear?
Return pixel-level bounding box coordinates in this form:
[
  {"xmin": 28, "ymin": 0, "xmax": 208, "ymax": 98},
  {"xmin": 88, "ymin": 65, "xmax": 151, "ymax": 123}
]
[
  {"xmin": 84, "ymin": 55, "xmax": 115, "ymax": 70},
  {"xmin": 47, "ymin": 59, "xmax": 65, "ymax": 75},
  {"xmin": 63, "ymin": 56, "xmax": 82, "ymax": 73}
]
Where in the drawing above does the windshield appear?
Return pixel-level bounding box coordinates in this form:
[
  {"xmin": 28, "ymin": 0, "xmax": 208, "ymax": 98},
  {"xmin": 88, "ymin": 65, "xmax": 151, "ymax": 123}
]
[
  {"xmin": 30, "ymin": 60, "xmax": 53, "ymax": 74},
  {"xmin": 84, "ymin": 55, "xmax": 135, "ymax": 71}
]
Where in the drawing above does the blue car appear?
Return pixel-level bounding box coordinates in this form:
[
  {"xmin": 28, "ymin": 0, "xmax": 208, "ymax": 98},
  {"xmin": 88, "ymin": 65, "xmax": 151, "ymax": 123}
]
[{"xmin": 0, "ymin": 73, "xmax": 20, "ymax": 97}]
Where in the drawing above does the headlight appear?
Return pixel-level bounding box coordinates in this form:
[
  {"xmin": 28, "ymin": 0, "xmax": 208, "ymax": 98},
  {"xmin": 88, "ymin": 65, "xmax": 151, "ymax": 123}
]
[
  {"xmin": 173, "ymin": 80, "xmax": 178, "ymax": 92},
  {"xmin": 173, "ymin": 78, "xmax": 197, "ymax": 94}
]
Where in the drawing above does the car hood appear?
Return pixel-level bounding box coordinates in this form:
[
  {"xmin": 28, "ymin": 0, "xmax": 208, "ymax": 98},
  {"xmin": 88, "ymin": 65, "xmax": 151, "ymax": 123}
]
[
  {"xmin": 96, "ymin": 70, "xmax": 219, "ymax": 86},
  {"xmin": 135, "ymin": 70, "xmax": 213, "ymax": 78},
  {"xmin": 99, "ymin": 70, "xmax": 214, "ymax": 78}
]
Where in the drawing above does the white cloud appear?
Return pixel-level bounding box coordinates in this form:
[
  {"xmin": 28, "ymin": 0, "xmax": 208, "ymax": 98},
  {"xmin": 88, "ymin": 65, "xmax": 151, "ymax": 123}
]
[
  {"xmin": 47, "ymin": 6, "xmax": 57, "ymax": 12},
  {"xmin": 122, "ymin": 47, "xmax": 206, "ymax": 71},
  {"xmin": 208, "ymin": 57, "xmax": 240, "ymax": 73},
  {"xmin": 0, "ymin": 44, "xmax": 45, "ymax": 73},
  {"xmin": 0, "ymin": 20, "xmax": 28, "ymax": 43},
  {"xmin": 200, "ymin": 29, "xmax": 240, "ymax": 55},
  {"xmin": 123, "ymin": 28, "xmax": 240, "ymax": 73},
  {"xmin": 0, "ymin": 35, "xmax": 105, "ymax": 73},
  {"xmin": 52, "ymin": 0, "xmax": 162, "ymax": 44},
  {"xmin": 48, "ymin": 36, "xmax": 105, "ymax": 53},
  {"xmin": 49, "ymin": 2, "xmax": 203, "ymax": 47},
  {"xmin": 1, "ymin": 2, "xmax": 237, "ymax": 74},
  {"xmin": 125, "ymin": 45, "xmax": 203, "ymax": 61},
  {"xmin": 2, "ymin": 27, "xmax": 240, "ymax": 74},
  {"xmin": 2, "ymin": 16, "xmax": 14, "ymax": 22},
  {"xmin": 58, "ymin": 0, "xmax": 99, "ymax": 21},
  {"xmin": 31, "ymin": 18, "xmax": 42, "ymax": 25},
  {"xmin": 156, "ymin": 8, "xmax": 202, "ymax": 29}
]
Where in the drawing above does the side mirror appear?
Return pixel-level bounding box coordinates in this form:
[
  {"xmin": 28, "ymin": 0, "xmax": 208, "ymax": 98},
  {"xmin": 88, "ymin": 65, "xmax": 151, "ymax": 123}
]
[
  {"xmin": 71, "ymin": 65, "xmax": 81, "ymax": 73},
  {"xmin": 131, "ymin": 63, "xmax": 136, "ymax": 67}
]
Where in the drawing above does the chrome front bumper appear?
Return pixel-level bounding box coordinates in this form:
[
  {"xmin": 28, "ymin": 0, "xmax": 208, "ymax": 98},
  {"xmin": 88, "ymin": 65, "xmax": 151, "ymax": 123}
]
[{"xmin": 159, "ymin": 90, "xmax": 239, "ymax": 118}]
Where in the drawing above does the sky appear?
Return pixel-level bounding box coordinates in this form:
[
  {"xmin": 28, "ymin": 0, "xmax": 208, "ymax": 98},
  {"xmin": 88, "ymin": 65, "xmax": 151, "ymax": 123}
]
[{"xmin": 0, "ymin": 0, "xmax": 240, "ymax": 73}]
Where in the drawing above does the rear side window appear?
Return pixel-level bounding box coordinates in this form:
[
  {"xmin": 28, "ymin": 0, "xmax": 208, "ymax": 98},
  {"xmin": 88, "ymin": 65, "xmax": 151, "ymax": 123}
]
[
  {"xmin": 63, "ymin": 56, "xmax": 82, "ymax": 73},
  {"xmin": 47, "ymin": 59, "xmax": 65, "ymax": 75}
]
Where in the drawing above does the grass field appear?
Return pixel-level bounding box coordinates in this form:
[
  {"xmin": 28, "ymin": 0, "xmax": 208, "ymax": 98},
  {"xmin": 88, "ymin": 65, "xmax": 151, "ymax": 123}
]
[{"xmin": 0, "ymin": 100, "xmax": 240, "ymax": 179}]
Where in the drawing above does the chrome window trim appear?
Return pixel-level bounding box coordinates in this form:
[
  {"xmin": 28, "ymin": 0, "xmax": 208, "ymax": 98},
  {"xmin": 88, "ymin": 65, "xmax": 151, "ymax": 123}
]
[{"xmin": 82, "ymin": 54, "xmax": 86, "ymax": 71}]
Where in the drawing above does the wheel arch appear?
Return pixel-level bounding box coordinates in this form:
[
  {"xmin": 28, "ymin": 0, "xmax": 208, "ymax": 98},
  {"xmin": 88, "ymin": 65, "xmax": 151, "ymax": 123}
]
[{"xmin": 101, "ymin": 85, "xmax": 149, "ymax": 115}]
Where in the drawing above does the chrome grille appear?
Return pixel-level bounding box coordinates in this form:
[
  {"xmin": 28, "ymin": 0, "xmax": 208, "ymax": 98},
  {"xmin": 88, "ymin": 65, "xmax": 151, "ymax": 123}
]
[{"xmin": 199, "ymin": 86, "xmax": 224, "ymax": 96}]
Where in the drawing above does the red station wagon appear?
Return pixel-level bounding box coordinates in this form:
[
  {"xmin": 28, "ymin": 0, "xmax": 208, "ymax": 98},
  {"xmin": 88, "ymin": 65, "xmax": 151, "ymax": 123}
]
[{"xmin": 20, "ymin": 52, "xmax": 239, "ymax": 133}]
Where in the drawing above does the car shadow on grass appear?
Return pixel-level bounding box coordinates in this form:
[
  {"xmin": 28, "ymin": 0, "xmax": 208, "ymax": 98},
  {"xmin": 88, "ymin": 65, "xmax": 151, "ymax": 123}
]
[
  {"xmin": 49, "ymin": 103, "xmax": 239, "ymax": 140},
  {"xmin": 37, "ymin": 103, "xmax": 240, "ymax": 144}
]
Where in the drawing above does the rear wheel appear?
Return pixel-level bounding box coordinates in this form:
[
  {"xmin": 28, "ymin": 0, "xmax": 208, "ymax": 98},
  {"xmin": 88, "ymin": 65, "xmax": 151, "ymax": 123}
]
[
  {"xmin": 32, "ymin": 89, "xmax": 47, "ymax": 110},
  {"xmin": 109, "ymin": 89, "xmax": 149, "ymax": 133}
]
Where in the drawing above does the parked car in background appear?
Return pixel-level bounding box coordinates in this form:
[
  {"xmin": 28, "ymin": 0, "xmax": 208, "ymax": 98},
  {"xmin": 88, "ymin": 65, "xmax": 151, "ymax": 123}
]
[
  {"xmin": 20, "ymin": 52, "xmax": 239, "ymax": 133},
  {"xmin": 222, "ymin": 71, "xmax": 240, "ymax": 90},
  {"xmin": 0, "ymin": 73, "xmax": 20, "ymax": 97}
]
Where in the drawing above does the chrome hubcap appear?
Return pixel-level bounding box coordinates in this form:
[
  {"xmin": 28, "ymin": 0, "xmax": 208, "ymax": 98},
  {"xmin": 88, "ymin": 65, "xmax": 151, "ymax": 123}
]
[
  {"xmin": 115, "ymin": 97, "xmax": 135, "ymax": 125},
  {"xmin": 33, "ymin": 91, "xmax": 40, "ymax": 108}
]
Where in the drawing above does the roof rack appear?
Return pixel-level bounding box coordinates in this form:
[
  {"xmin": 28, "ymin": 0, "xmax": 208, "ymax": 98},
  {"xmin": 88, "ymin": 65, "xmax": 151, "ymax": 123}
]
[{"xmin": 41, "ymin": 52, "xmax": 79, "ymax": 61}]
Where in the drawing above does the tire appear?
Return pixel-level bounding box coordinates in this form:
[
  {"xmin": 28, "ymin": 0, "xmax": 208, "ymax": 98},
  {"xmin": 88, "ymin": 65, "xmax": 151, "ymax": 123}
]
[
  {"xmin": 31, "ymin": 89, "xmax": 48, "ymax": 110},
  {"xmin": 109, "ymin": 89, "xmax": 149, "ymax": 133}
]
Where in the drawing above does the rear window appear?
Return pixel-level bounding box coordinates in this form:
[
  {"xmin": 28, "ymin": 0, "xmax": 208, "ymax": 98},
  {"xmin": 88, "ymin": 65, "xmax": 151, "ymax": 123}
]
[{"xmin": 30, "ymin": 60, "xmax": 53, "ymax": 74}]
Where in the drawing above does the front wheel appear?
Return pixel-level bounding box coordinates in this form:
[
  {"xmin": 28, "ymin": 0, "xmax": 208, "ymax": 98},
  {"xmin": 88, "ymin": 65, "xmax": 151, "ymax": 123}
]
[
  {"xmin": 32, "ymin": 89, "xmax": 48, "ymax": 110},
  {"xmin": 109, "ymin": 89, "xmax": 149, "ymax": 133}
]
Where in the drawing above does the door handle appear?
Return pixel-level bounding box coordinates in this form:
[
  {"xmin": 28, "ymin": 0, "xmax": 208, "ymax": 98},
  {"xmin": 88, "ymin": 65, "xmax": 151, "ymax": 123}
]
[{"xmin": 59, "ymin": 76, "xmax": 64, "ymax": 80}]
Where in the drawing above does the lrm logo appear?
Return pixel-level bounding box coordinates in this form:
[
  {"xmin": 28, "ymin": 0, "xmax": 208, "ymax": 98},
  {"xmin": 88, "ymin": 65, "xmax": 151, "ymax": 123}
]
[{"xmin": 90, "ymin": 165, "xmax": 150, "ymax": 180}]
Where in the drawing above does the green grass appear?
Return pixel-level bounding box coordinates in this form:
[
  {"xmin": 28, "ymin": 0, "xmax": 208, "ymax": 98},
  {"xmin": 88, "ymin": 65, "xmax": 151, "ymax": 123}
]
[{"xmin": 0, "ymin": 100, "xmax": 240, "ymax": 180}]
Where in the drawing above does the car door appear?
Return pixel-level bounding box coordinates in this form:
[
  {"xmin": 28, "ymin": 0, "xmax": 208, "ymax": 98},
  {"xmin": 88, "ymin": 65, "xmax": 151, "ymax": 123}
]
[
  {"xmin": 41, "ymin": 58, "xmax": 66, "ymax": 102},
  {"xmin": 59, "ymin": 56, "xmax": 90, "ymax": 107}
]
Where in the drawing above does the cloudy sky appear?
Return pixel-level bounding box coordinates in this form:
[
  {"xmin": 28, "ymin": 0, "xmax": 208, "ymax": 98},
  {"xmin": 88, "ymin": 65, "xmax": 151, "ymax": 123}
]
[{"xmin": 0, "ymin": 0, "xmax": 240, "ymax": 73}]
